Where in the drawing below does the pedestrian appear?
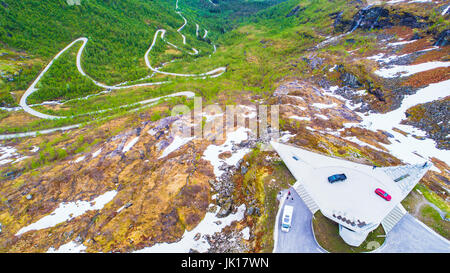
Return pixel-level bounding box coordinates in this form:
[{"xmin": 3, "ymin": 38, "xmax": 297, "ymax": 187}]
[
  {"xmin": 288, "ymin": 191, "xmax": 291, "ymax": 196},
  {"xmin": 291, "ymin": 197, "xmax": 293, "ymax": 201}
]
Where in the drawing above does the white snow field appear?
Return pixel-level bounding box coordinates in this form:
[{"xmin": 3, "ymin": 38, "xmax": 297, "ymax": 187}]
[
  {"xmin": 0, "ymin": 145, "xmax": 26, "ymax": 165},
  {"xmin": 325, "ymin": 79, "xmax": 450, "ymax": 168},
  {"xmin": 357, "ymin": 79, "xmax": 450, "ymax": 165},
  {"xmin": 122, "ymin": 137, "xmax": 140, "ymax": 153},
  {"xmin": 375, "ymin": 61, "xmax": 450, "ymax": 78}
]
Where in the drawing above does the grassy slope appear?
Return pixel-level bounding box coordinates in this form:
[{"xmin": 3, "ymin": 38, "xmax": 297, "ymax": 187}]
[
  {"xmin": 0, "ymin": 0, "xmax": 186, "ymax": 84},
  {"xmin": 28, "ymin": 41, "xmax": 102, "ymax": 103},
  {"xmin": 0, "ymin": 0, "xmax": 361, "ymax": 133},
  {"xmin": 0, "ymin": 0, "xmax": 286, "ymax": 107}
]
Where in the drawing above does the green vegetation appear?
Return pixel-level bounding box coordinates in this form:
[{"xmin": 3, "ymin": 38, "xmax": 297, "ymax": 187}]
[
  {"xmin": 237, "ymin": 146, "xmax": 295, "ymax": 252},
  {"xmin": 28, "ymin": 41, "xmax": 102, "ymax": 103},
  {"xmin": 0, "ymin": 0, "xmax": 295, "ymax": 126},
  {"xmin": 0, "ymin": 46, "xmax": 43, "ymax": 107},
  {"xmin": 416, "ymin": 184, "xmax": 450, "ymax": 218},
  {"xmin": 313, "ymin": 211, "xmax": 386, "ymax": 253},
  {"xmin": 0, "ymin": 88, "xmax": 185, "ymax": 134},
  {"xmin": 420, "ymin": 205, "xmax": 450, "ymax": 239},
  {"xmin": 1, "ymin": 0, "xmax": 186, "ymax": 85},
  {"xmin": 1, "ymin": 0, "xmax": 354, "ymax": 128},
  {"xmin": 402, "ymin": 188, "xmax": 450, "ymax": 240},
  {"xmin": 1, "ymin": 0, "xmax": 449, "ymax": 253},
  {"xmin": 0, "ymin": 0, "xmax": 281, "ymax": 96}
]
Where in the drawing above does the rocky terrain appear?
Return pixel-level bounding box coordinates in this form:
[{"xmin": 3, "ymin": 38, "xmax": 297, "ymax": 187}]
[{"xmin": 404, "ymin": 98, "xmax": 449, "ymax": 150}]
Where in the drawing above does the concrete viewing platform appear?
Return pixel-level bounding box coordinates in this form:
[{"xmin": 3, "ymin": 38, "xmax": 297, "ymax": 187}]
[{"xmin": 270, "ymin": 141, "xmax": 434, "ymax": 246}]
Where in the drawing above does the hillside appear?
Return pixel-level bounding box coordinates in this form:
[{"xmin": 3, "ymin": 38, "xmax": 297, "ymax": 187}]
[
  {"xmin": 0, "ymin": 0, "xmax": 281, "ymax": 107},
  {"xmin": 0, "ymin": 0, "xmax": 449, "ymax": 253}
]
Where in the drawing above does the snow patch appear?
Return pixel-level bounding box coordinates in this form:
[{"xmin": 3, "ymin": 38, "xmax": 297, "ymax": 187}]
[
  {"xmin": 442, "ymin": 5, "xmax": 450, "ymax": 16},
  {"xmin": 312, "ymin": 102, "xmax": 337, "ymax": 109},
  {"xmin": 73, "ymin": 156, "xmax": 85, "ymax": 163},
  {"xmin": 375, "ymin": 61, "xmax": 450, "ymax": 78},
  {"xmin": 16, "ymin": 190, "xmax": 118, "ymax": 236},
  {"xmin": 0, "ymin": 145, "xmax": 25, "ymax": 165},
  {"xmin": 315, "ymin": 114, "xmax": 329, "ymax": 120},
  {"xmin": 92, "ymin": 148, "xmax": 102, "ymax": 158},
  {"xmin": 277, "ymin": 132, "xmax": 295, "ymax": 143},
  {"xmin": 202, "ymin": 128, "xmax": 251, "ymax": 178},
  {"xmin": 47, "ymin": 241, "xmax": 87, "ymax": 253},
  {"xmin": 387, "ymin": 40, "xmax": 416, "ymax": 47},
  {"xmin": 122, "ymin": 137, "xmax": 140, "ymax": 153},
  {"xmin": 289, "ymin": 115, "xmax": 311, "ymax": 121},
  {"xmin": 159, "ymin": 136, "xmax": 194, "ymax": 159},
  {"xmin": 241, "ymin": 227, "xmax": 250, "ymax": 240},
  {"xmin": 354, "ymin": 79, "xmax": 450, "ymax": 164},
  {"xmin": 117, "ymin": 205, "xmax": 127, "ymax": 213}
]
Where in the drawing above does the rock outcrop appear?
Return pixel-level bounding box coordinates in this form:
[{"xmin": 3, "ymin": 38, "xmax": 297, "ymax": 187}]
[
  {"xmin": 334, "ymin": 6, "xmax": 429, "ymax": 33},
  {"xmin": 434, "ymin": 29, "xmax": 449, "ymax": 47}
]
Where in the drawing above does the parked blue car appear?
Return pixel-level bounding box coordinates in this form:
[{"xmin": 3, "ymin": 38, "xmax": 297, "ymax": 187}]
[{"xmin": 328, "ymin": 173, "xmax": 347, "ymax": 183}]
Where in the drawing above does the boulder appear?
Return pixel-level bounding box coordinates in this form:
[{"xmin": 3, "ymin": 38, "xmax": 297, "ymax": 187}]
[
  {"xmin": 434, "ymin": 29, "xmax": 449, "ymax": 47},
  {"xmin": 216, "ymin": 201, "xmax": 233, "ymax": 218},
  {"xmin": 246, "ymin": 206, "xmax": 255, "ymax": 216},
  {"xmin": 337, "ymin": 65, "xmax": 362, "ymax": 88}
]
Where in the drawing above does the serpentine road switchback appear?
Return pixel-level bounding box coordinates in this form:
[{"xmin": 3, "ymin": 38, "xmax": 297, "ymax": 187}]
[
  {"xmin": 17, "ymin": 1, "xmax": 226, "ymax": 119},
  {"xmin": 2, "ymin": 0, "xmax": 224, "ymax": 139}
]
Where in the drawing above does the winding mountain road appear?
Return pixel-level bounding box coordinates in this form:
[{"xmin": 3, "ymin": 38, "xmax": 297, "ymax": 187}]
[
  {"xmin": 3, "ymin": 0, "xmax": 223, "ymax": 139},
  {"xmin": 145, "ymin": 30, "xmax": 225, "ymax": 77},
  {"xmin": 18, "ymin": 0, "xmax": 224, "ymax": 122},
  {"xmin": 1, "ymin": 91, "xmax": 195, "ymax": 140}
]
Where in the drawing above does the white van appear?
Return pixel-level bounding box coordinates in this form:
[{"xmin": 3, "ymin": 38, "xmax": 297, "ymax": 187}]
[{"xmin": 281, "ymin": 205, "xmax": 294, "ymax": 232}]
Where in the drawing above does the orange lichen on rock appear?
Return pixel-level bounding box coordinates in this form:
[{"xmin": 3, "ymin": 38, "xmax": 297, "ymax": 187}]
[
  {"xmin": 384, "ymin": 26, "xmax": 414, "ymax": 40},
  {"xmin": 403, "ymin": 67, "xmax": 450, "ymax": 87},
  {"xmin": 412, "ymin": 47, "xmax": 450, "ymax": 65},
  {"xmin": 400, "ymin": 38, "xmax": 433, "ymax": 55}
]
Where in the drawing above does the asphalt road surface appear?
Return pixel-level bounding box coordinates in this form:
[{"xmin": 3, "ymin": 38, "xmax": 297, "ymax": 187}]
[
  {"xmin": 376, "ymin": 214, "xmax": 450, "ymax": 253},
  {"xmin": 274, "ymin": 188, "xmax": 322, "ymax": 253}
]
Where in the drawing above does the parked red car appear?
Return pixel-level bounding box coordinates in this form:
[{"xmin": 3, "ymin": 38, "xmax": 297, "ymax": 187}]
[{"xmin": 375, "ymin": 188, "xmax": 391, "ymax": 201}]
